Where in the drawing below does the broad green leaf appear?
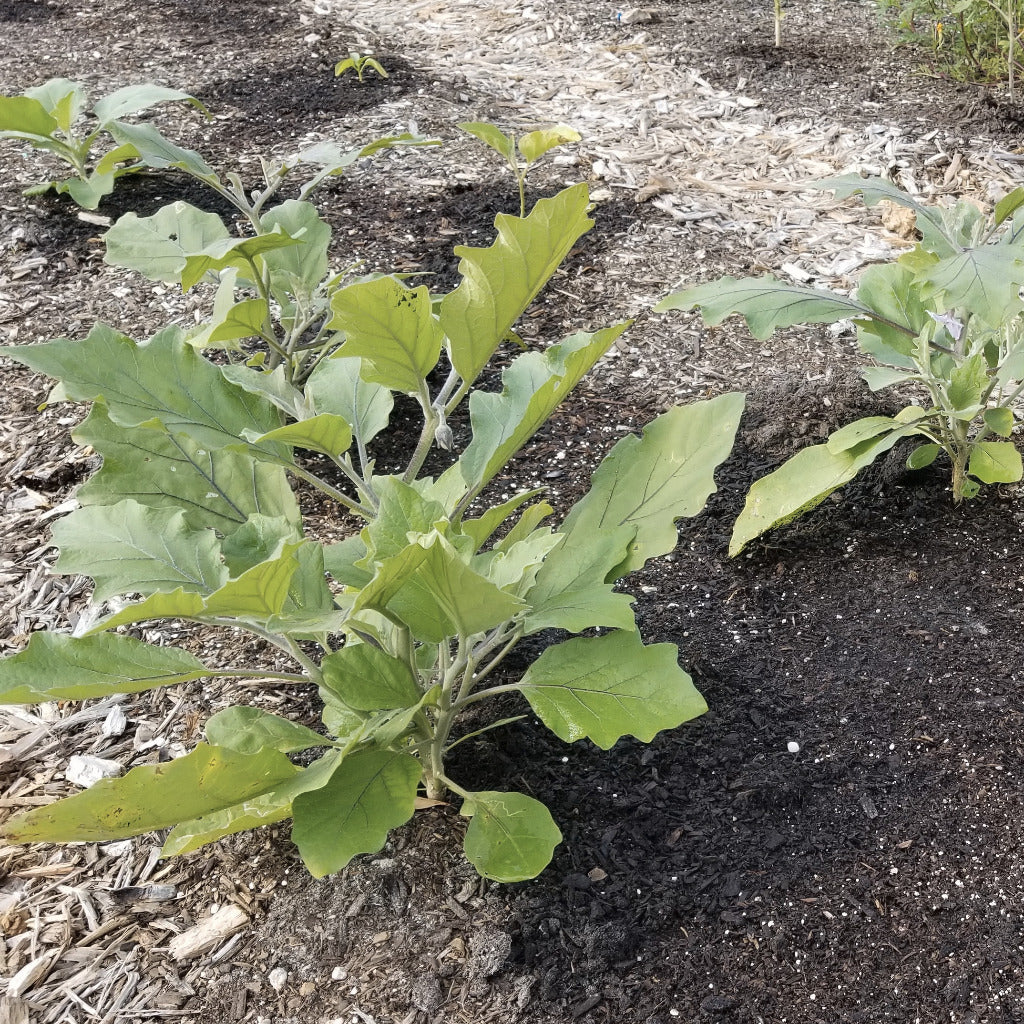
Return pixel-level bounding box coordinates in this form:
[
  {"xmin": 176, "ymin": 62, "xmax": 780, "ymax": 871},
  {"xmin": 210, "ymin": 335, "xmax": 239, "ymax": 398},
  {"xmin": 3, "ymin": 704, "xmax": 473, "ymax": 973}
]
[
  {"xmin": 969, "ymin": 442, "xmax": 1023, "ymax": 483},
  {"xmin": 907, "ymin": 443, "xmax": 941, "ymax": 469},
  {"xmin": 355, "ymin": 532, "xmax": 525, "ymax": 642},
  {"xmin": 94, "ymin": 142, "xmax": 142, "ymax": 175},
  {"xmin": 440, "ymin": 183, "xmax": 594, "ymax": 385},
  {"xmin": 220, "ymin": 515, "xmax": 301, "ymax": 577},
  {"xmin": 0, "ymin": 323, "xmax": 284, "ymax": 454},
  {"xmin": 295, "ymin": 134, "xmax": 440, "ymax": 198},
  {"xmin": 93, "ymin": 85, "xmax": 205, "ymax": 126},
  {"xmin": 2, "ymin": 744, "xmax": 298, "ymax": 843},
  {"xmin": 323, "ymin": 535, "xmax": 373, "ymax": 587},
  {"xmin": 267, "ymin": 540, "xmax": 340, "ymax": 635},
  {"xmin": 730, "ymin": 426, "xmax": 917, "ymax": 556},
  {"xmin": 812, "ymin": 175, "xmax": 956, "ymax": 256},
  {"xmin": 206, "ymin": 707, "xmax": 325, "ymax": 755},
  {"xmin": 455, "ymin": 324, "xmax": 629, "ymax": 495},
  {"xmin": 321, "ymin": 644, "xmax": 422, "ymax": 711},
  {"xmin": 329, "ymin": 278, "xmax": 442, "ymax": 396},
  {"xmin": 261, "ymin": 200, "xmax": 331, "ymax": 304},
  {"xmin": 522, "ymin": 526, "xmax": 637, "ymax": 634},
  {"xmin": 558, "ymin": 393, "xmax": 744, "ymax": 579},
  {"xmin": 250, "ymin": 414, "xmax": 353, "ymax": 458},
  {"xmin": 0, "ymin": 632, "xmax": 208, "ymax": 704},
  {"xmin": 52, "ymin": 500, "xmax": 226, "ymax": 602},
  {"xmin": 478, "ymin": 529, "xmax": 562, "ymax": 594},
  {"xmin": 995, "ymin": 187, "xmax": 1024, "ymax": 228},
  {"xmin": 221, "ymin": 364, "xmax": 309, "ymax": 421},
  {"xmin": 361, "ymin": 475, "xmax": 448, "ymax": 564},
  {"xmin": 93, "ymin": 542, "xmax": 301, "ymax": 632},
  {"xmin": 855, "ymin": 263, "xmax": 930, "ymax": 366},
  {"xmin": 162, "ymin": 750, "xmax": 342, "ymax": 857},
  {"xmin": 179, "ymin": 231, "xmax": 305, "ymax": 292},
  {"xmin": 496, "ymin": 501, "xmax": 555, "ymax": 550},
  {"xmin": 458, "ymin": 121, "xmax": 515, "ymax": 163},
  {"xmin": 60, "ymin": 172, "xmax": 117, "ymax": 210},
  {"xmin": 921, "ymin": 247, "xmax": 1024, "ymax": 326},
  {"xmin": 518, "ymin": 125, "xmax": 581, "ymax": 166},
  {"xmin": 291, "ymin": 748, "xmax": 421, "ymax": 878},
  {"xmin": 461, "ymin": 791, "xmax": 561, "ymax": 882},
  {"xmin": 0, "ymin": 94, "xmax": 59, "ymax": 138},
  {"xmin": 73, "ymin": 406, "xmax": 299, "ymax": 534},
  {"xmin": 104, "ymin": 202, "xmax": 230, "ymax": 283},
  {"xmin": 519, "ymin": 631, "xmax": 707, "ymax": 749},
  {"xmin": 187, "ymin": 269, "xmax": 268, "ymax": 350},
  {"xmin": 984, "ymin": 407, "xmax": 1015, "ymax": 437},
  {"xmin": 462, "ymin": 489, "xmax": 546, "ymax": 550},
  {"xmin": 948, "ymin": 353, "xmax": 990, "ymax": 414},
  {"xmin": 24, "ymin": 78, "xmax": 88, "ymax": 130},
  {"xmin": 107, "ymin": 121, "xmax": 216, "ymax": 180},
  {"xmin": 306, "ymin": 357, "xmax": 393, "ymax": 445},
  {"xmin": 826, "ymin": 416, "xmax": 902, "ymax": 454},
  {"xmin": 657, "ymin": 276, "xmax": 882, "ymax": 341}
]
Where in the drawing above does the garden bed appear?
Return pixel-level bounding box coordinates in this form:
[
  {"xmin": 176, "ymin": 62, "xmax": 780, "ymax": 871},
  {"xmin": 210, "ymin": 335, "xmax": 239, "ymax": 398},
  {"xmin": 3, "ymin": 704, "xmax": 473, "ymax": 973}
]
[{"xmin": 1, "ymin": 1, "xmax": 1023, "ymax": 1022}]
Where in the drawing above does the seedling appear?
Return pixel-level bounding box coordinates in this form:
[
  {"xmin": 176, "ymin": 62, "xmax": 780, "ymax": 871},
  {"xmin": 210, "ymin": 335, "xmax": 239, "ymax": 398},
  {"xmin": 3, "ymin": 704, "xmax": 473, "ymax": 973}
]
[
  {"xmin": 658, "ymin": 175, "xmax": 1024, "ymax": 555},
  {"xmin": 0, "ymin": 78, "xmax": 206, "ymax": 208},
  {"xmin": 459, "ymin": 121, "xmax": 581, "ymax": 217},
  {"xmin": 0, "ymin": 184, "xmax": 743, "ymax": 882},
  {"xmin": 335, "ymin": 52, "xmax": 389, "ymax": 83}
]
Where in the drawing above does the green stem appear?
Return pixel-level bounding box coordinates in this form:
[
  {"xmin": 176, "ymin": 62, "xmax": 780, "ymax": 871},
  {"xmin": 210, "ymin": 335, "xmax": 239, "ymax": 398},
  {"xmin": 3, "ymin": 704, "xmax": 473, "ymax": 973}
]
[{"xmin": 286, "ymin": 462, "xmax": 375, "ymax": 518}]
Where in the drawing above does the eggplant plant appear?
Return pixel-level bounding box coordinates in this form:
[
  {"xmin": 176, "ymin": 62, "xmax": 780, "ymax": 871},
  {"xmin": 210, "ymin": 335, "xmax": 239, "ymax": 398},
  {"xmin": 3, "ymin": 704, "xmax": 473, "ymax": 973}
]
[
  {"xmin": 0, "ymin": 184, "xmax": 743, "ymax": 882},
  {"xmin": 0, "ymin": 78, "xmax": 206, "ymax": 209},
  {"xmin": 658, "ymin": 175, "xmax": 1024, "ymax": 556}
]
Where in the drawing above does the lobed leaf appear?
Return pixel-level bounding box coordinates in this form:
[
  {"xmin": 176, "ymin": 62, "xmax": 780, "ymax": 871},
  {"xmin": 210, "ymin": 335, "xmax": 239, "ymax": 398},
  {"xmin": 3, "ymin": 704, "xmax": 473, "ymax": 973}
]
[{"xmin": 518, "ymin": 631, "xmax": 707, "ymax": 749}]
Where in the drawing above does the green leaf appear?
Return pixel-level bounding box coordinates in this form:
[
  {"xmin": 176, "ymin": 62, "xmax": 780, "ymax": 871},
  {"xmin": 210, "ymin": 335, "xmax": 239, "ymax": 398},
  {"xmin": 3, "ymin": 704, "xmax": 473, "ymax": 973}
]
[
  {"xmin": 355, "ymin": 532, "xmax": 526, "ymax": 642},
  {"xmin": 0, "ymin": 632, "xmax": 208, "ymax": 704},
  {"xmin": 186, "ymin": 269, "xmax": 268, "ymax": 350},
  {"xmin": 730, "ymin": 426, "xmax": 917, "ymax": 556},
  {"xmin": 206, "ymin": 707, "xmax": 326, "ymax": 755},
  {"xmin": 948, "ymin": 353, "xmax": 990, "ymax": 413},
  {"xmin": 329, "ymin": 278, "xmax": 443, "ymax": 396},
  {"xmin": 461, "ymin": 791, "xmax": 562, "ymax": 882},
  {"xmin": 306, "ymin": 357, "xmax": 393, "ymax": 445},
  {"xmin": 826, "ymin": 416, "xmax": 903, "ymax": 454},
  {"xmin": 854, "ymin": 263, "xmax": 930, "ymax": 366},
  {"xmin": 104, "ymin": 202, "xmax": 231, "ymax": 283},
  {"xmin": 458, "ymin": 121, "xmax": 515, "ymax": 163},
  {"xmin": 921, "ymin": 247, "xmax": 1024, "ymax": 326},
  {"xmin": 291, "ymin": 748, "xmax": 421, "ymax": 878},
  {"xmin": 522, "ymin": 526, "xmax": 637, "ymax": 634},
  {"xmin": 907, "ymin": 443, "xmax": 941, "ymax": 470},
  {"xmin": 861, "ymin": 366, "xmax": 919, "ymax": 391},
  {"xmin": 995, "ymin": 187, "xmax": 1024, "ymax": 228},
  {"xmin": 462, "ymin": 488, "xmax": 546, "ymax": 550},
  {"xmin": 220, "ymin": 364, "xmax": 309, "ymax": 421},
  {"xmin": 179, "ymin": 231, "xmax": 305, "ymax": 293},
  {"xmin": 59, "ymin": 171, "xmax": 118, "ymax": 210},
  {"xmin": 295, "ymin": 134, "xmax": 440, "ymax": 199},
  {"xmin": 219, "ymin": 515, "xmax": 301, "ymax": 577},
  {"xmin": 969, "ymin": 441, "xmax": 1023, "ymax": 483},
  {"xmin": 92, "ymin": 84, "xmax": 205, "ymax": 126},
  {"xmin": 250, "ymin": 414, "xmax": 353, "ymax": 458},
  {"xmin": 73, "ymin": 405, "xmax": 299, "ymax": 534},
  {"xmin": 557, "ymin": 393, "xmax": 744, "ymax": 579},
  {"xmin": 162, "ymin": 750, "xmax": 342, "ymax": 858},
  {"xmin": 107, "ymin": 121, "xmax": 217, "ymax": 180},
  {"xmin": 0, "ymin": 323, "xmax": 284, "ymax": 454},
  {"xmin": 440, "ymin": 183, "xmax": 595, "ymax": 385},
  {"xmin": 519, "ymin": 631, "xmax": 707, "ymax": 749},
  {"xmin": 321, "ymin": 644, "xmax": 422, "ymax": 711},
  {"xmin": 0, "ymin": 94, "xmax": 60, "ymax": 138},
  {"xmin": 478, "ymin": 529, "xmax": 562, "ymax": 595},
  {"xmin": 323, "ymin": 535, "xmax": 373, "ymax": 588},
  {"xmin": 52, "ymin": 500, "xmax": 226, "ymax": 602},
  {"xmin": 657, "ymin": 277, "xmax": 873, "ymax": 341},
  {"xmin": 984, "ymin": 407, "xmax": 1015, "ymax": 437},
  {"xmin": 361, "ymin": 476, "xmax": 448, "ymax": 563},
  {"xmin": 518, "ymin": 125, "xmax": 581, "ymax": 166},
  {"xmin": 455, "ymin": 325, "xmax": 629, "ymax": 496},
  {"xmin": 2, "ymin": 744, "xmax": 299, "ymax": 843},
  {"xmin": 261, "ymin": 200, "xmax": 332, "ymax": 304}
]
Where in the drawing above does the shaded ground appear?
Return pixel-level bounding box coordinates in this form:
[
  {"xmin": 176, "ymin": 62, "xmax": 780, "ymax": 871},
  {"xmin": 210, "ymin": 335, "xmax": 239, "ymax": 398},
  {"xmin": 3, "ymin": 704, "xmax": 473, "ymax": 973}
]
[{"xmin": 2, "ymin": 1, "xmax": 1024, "ymax": 1023}]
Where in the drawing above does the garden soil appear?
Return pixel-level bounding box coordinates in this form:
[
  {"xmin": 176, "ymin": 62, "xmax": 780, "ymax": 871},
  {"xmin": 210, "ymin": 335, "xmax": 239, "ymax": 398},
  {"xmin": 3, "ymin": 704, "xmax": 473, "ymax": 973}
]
[{"xmin": 2, "ymin": 2, "xmax": 1024, "ymax": 1023}]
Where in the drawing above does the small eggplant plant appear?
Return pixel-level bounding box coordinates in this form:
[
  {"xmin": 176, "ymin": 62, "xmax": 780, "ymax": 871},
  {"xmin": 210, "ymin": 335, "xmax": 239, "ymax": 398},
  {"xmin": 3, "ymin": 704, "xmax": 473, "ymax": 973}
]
[
  {"xmin": 0, "ymin": 183, "xmax": 743, "ymax": 882},
  {"xmin": 658, "ymin": 175, "xmax": 1024, "ymax": 556},
  {"xmin": 459, "ymin": 121, "xmax": 581, "ymax": 217},
  {"xmin": 335, "ymin": 52, "xmax": 389, "ymax": 83},
  {"xmin": 0, "ymin": 78, "xmax": 206, "ymax": 209}
]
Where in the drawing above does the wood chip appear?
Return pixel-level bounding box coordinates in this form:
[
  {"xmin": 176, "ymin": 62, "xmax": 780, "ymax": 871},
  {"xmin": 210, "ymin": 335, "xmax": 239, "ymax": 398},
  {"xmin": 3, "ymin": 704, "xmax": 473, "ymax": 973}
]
[{"xmin": 167, "ymin": 904, "xmax": 249, "ymax": 962}]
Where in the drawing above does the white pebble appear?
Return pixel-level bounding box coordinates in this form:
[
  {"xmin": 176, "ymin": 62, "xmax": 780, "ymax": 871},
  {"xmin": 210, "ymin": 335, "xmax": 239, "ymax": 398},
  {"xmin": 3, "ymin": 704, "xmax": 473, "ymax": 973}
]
[
  {"xmin": 787, "ymin": 741, "xmax": 801, "ymax": 754},
  {"xmin": 268, "ymin": 967, "xmax": 288, "ymax": 993}
]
